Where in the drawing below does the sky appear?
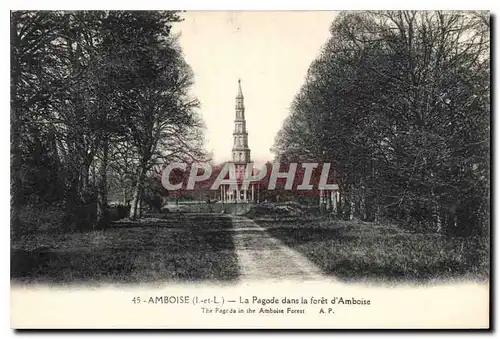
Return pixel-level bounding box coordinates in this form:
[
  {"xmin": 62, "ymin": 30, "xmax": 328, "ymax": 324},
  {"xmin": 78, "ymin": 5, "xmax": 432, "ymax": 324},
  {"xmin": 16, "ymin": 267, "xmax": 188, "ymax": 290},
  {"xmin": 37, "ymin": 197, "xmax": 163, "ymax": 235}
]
[{"xmin": 173, "ymin": 11, "xmax": 337, "ymax": 166}]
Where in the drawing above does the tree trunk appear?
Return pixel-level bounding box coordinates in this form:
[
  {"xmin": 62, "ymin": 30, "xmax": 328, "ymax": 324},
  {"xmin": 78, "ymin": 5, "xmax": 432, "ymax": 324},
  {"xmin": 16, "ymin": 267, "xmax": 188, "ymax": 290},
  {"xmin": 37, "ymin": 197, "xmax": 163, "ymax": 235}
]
[
  {"xmin": 432, "ymin": 190, "xmax": 442, "ymax": 233},
  {"xmin": 129, "ymin": 166, "xmax": 147, "ymax": 220},
  {"xmin": 96, "ymin": 139, "xmax": 109, "ymax": 228},
  {"xmin": 122, "ymin": 186, "xmax": 128, "ymax": 206},
  {"xmin": 79, "ymin": 155, "xmax": 92, "ymax": 194},
  {"xmin": 361, "ymin": 194, "xmax": 367, "ymax": 221},
  {"xmin": 138, "ymin": 195, "xmax": 144, "ymax": 218},
  {"xmin": 11, "ymin": 15, "xmax": 23, "ymax": 240},
  {"xmin": 10, "ymin": 105, "xmax": 22, "ymax": 239}
]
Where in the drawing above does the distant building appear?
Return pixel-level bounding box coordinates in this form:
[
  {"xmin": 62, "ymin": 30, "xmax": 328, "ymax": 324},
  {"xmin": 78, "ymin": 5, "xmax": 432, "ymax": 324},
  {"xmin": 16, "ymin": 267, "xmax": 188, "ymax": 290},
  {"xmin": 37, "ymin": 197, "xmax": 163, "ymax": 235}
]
[{"xmin": 220, "ymin": 80, "xmax": 258, "ymax": 203}]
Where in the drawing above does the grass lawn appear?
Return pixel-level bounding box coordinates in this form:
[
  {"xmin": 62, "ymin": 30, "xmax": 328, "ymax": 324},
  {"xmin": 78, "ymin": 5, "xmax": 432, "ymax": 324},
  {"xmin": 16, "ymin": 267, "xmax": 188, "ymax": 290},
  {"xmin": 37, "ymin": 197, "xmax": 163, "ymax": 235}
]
[
  {"xmin": 11, "ymin": 214, "xmax": 239, "ymax": 285},
  {"xmin": 256, "ymin": 218, "xmax": 489, "ymax": 284}
]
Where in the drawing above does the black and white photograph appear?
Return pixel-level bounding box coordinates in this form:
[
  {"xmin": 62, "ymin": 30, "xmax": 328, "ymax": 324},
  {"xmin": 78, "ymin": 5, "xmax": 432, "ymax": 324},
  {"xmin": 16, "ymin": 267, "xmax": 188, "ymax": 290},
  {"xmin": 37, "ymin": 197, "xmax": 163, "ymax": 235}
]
[{"xmin": 9, "ymin": 9, "xmax": 491, "ymax": 329}]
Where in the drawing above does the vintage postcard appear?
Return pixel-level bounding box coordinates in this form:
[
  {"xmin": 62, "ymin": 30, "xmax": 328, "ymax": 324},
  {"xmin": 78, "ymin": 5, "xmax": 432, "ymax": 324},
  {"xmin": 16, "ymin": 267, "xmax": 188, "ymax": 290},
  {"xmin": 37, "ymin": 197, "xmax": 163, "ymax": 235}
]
[{"xmin": 10, "ymin": 10, "xmax": 490, "ymax": 329}]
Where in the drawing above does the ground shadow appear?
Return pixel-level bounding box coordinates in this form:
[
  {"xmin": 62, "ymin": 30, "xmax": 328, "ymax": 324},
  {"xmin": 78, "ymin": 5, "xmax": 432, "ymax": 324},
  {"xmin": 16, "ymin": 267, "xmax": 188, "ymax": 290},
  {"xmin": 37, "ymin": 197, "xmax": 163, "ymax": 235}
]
[
  {"xmin": 261, "ymin": 220, "xmax": 489, "ymax": 283},
  {"xmin": 11, "ymin": 213, "xmax": 240, "ymax": 285}
]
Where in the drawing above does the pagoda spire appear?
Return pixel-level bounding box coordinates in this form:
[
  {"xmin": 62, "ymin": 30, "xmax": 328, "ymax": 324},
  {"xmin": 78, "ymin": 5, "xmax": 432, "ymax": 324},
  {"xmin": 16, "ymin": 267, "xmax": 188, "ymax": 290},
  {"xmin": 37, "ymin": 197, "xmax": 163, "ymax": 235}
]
[
  {"xmin": 236, "ymin": 78, "xmax": 244, "ymax": 98},
  {"xmin": 232, "ymin": 79, "xmax": 251, "ymax": 165}
]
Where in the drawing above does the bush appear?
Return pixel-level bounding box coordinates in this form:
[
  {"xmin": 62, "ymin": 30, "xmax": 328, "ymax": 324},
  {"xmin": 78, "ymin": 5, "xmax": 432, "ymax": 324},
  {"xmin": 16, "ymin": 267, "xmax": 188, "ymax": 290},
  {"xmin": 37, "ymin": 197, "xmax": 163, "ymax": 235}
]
[
  {"xmin": 15, "ymin": 201, "xmax": 99, "ymax": 236},
  {"xmin": 65, "ymin": 202, "xmax": 97, "ymax": 231},
  {"xmin": 18, "ymin": 204, "xmax": 67, "ymax": 235},
  {"xmin": 109, "ymin": 204, "xmax": 130, "ymax": 221}
]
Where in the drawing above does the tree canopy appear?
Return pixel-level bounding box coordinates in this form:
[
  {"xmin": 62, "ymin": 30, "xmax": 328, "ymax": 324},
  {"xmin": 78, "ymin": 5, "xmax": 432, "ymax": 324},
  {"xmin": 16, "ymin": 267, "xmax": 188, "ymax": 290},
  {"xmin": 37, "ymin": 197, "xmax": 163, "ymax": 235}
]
[
  {"xmin": 272, "ymin": 11, "xmax": 490, "ymax": 236},
  {"xmin": 11, "ymin": 10, "xmax": 206, "ymax": 232}
]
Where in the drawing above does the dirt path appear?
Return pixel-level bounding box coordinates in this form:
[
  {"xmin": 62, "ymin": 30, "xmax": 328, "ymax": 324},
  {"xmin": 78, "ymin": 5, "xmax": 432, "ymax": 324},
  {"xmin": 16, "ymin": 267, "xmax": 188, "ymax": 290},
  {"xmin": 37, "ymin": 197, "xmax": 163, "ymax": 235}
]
[{"xmin": 228, "ymin": 215, "xmax": 326, "ymax": 282}]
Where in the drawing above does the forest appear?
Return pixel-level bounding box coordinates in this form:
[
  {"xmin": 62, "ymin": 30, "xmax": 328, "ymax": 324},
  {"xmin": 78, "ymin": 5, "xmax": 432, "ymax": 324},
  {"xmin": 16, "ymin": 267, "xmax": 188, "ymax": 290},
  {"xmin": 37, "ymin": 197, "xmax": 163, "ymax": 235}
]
[
  {"xmin": 272, "ymin": 11, "xmax": 490, "ymax": 237},
  {"xmin": 11, "ymin": 10, "xmax": 491, "ymax": 241},
  {"xmin": 11, "ymin": 11, "xmax": 205, "ymax": 236},
  {"xmin": 10, "ymin": 10, "xmax": 490, "ymax": 286}
]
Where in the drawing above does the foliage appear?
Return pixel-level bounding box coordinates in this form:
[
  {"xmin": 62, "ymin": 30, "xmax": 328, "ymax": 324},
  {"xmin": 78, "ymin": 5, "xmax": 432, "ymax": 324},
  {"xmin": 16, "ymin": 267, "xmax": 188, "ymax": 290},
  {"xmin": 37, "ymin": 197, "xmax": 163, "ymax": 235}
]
[
  {"xmin": 11, "ymin": 11, "xmax": 205, "ymax": 233},
  {"xmin": 272, "ymin": 11, "xmax": 490, "ymax": 236}
]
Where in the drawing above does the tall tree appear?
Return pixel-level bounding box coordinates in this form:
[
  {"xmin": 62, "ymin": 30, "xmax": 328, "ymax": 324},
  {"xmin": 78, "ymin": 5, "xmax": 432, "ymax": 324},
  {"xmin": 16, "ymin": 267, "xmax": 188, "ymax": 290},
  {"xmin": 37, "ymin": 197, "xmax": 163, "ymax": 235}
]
[
  {"xmin": 11, "ymin": 10, "xmax": 206, "ymax": 232},
  {"xmin": 273, "ymin": 11, "xmax": 489, "ymax": 235},
  {"xmin": 11, "ymin": 11, "xmax": 64, "ymax": 236}
]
